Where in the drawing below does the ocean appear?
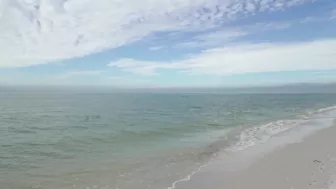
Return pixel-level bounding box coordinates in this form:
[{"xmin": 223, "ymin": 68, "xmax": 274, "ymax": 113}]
[{"xmin": 1, "ymin": 87, "xmax": 336, "ymax": 189}]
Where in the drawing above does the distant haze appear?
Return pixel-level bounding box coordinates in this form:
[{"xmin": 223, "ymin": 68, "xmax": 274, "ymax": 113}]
[{"xmin": 1, "ymin": 83, "xmax": 336, "ymax": 94}]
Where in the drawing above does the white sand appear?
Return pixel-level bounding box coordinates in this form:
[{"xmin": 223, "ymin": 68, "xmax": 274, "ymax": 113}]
[{"xmin": 221, "ymin": 124, "xmax": 336, "ymax": 189}]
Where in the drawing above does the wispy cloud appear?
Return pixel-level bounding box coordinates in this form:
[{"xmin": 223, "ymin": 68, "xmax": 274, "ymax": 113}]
[
  {"xmin": 175, "ymin": 29, "xmax": 248, "ymax": 48},
  {"xmin": 174, "ymin": 21, "xmax": 293, "ymax": 49},
  {"xmin": 108, "ymin": 59, "xmax": 174, "ymax": 76},
  {"xmin": 56, "ymin": 70, "xmax": 105, "ymax": 79},
  {"xmin": 332, "ymin": 9, "xmax": 336, "ymax": 19},
  {"xmin": 109, "ymin": 38, "xmax": 336, "ymax": 76},
  {"xmin": 149, "ymin": 46, "xmax": 164, "ymax": 51},
  {"xmin": 0, "ymin": 0, "xmax": 310, "ymax": 68}
]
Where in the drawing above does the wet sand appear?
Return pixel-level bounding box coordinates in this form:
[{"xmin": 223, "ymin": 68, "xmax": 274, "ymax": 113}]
[{"xmin": 221, "ymin": 123, "xmax": 336, "ymax": 189}]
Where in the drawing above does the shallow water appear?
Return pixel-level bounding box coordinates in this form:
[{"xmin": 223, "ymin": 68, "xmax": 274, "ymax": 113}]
[{"xmin": 1, "ymin": 88, "xmax": 336, "ymax": 189}]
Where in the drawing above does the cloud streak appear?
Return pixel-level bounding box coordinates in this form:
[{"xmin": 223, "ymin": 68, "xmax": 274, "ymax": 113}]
[
  {"xmin": 0, "ymin": 0, "xmax": 310, "ymax": 67},
  {"xmin": 149, "ymin": 46, "xmax": 165, "ymax": 51},
  {"xmin": 108, "ymin": 39, "xmax": 336, "ymax": 76},
  {"xmin": 55, "ymin": 70, "xmax": 105, "ymax": 79},
  {"xmin": 332, "ymin": 9, "xmax": 336, "ymax": 19},
  {"xmin": 174, "ymin": 21, "xmax": 293, "ymax": 49}
]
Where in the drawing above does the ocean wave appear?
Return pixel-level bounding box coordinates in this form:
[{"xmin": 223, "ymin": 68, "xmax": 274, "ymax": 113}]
[
  {"xmin": 164, "ymin": 105, "xmax": 336, "ymax": 189},
  {"xmin": 227, "ymin": 105, "xmax": 336, "ymax": 152},
  {"xmin": 315, "ymin": 105, "xmax": 336, "ymax": 114}
]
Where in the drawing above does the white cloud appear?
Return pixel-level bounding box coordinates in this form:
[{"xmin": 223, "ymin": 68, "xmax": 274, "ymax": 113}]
[
  {"xmin": 0, "ymin": 0, "xmax": 309, "ymax": 68},
  {"xmin": 149, "ymin": 46, "xmax": 164, "ymax": 51},
  {"xmin": 332, "ymin": 9, "xmax": 336, "ymax": 19},
  {"xmin": 55, "ymin": 70, "xmax": 105, "ymax": 79},
  {"xmin": 249, "ymin": 21, "xmax": 292, "ymax": 31},
  {"xmin": 175, "ymin": 29, "xmax": 248, "ymax": 48},
  {"xmin": 108, "ymin": 59, "xmax": 173, "ymax": 76},
  {"xmin": 174, "ymin": 21, "xmax": 293, "ymax": 49},
  {"xmin": 197, "ymin": 29, "xmax": 247, "ymax": 42},
  {"xmin": 179, "ymin": 39, "xmax": 336, "ymax": 75},
  {"xmin": 109, "ymin": 38, "xmax": 336, "ymax": 76}
]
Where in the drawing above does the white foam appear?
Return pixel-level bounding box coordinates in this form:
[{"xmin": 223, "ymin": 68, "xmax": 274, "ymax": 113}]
[
  {"xmin": 167, "ymin": 162, "xmax": 209, "ymax": 189},
  {"xmin": 228, "ymin": 105, "xmax": 336, "ymax": 152},
  {"xmin": 315, "ymin": 105, "xmax": 336, "ymax": 114},
  {"xmin": 228, "ymin": 119, "xmax": 307, "ymax": 152},
  {"xmin": 165, "ymin": 105, "xmax": 336, "ymax": 189}
]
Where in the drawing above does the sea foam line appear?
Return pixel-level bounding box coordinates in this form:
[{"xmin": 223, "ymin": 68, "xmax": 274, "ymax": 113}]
[
  {"xmin": 228, "ymin": 104, "xmax": 336, "ymax": 152},
  {"xmin": 167, "ymin": 162, "xmax": 209, "ymax": 189},
  {"xmin": 167, "ymin": 105, "xmax": 336, "ymax": 189}
]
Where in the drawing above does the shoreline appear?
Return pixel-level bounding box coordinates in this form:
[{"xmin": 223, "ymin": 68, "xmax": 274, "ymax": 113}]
[
  {"xmin": 172, "ymin": 107, "xmax": 336, "ymax": 189},
  {"xmin": 220, "ymin": 122, "xmax": 336, "ymax": 189},
  {"xmin": 172, "ymin": 108, "xmax": 336, "ymax": 189}
]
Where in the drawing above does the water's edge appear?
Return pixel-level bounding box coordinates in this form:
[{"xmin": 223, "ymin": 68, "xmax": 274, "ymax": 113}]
[{"xmin": 169, "ymin": 105, "xmax": 336, "ymax": 189}]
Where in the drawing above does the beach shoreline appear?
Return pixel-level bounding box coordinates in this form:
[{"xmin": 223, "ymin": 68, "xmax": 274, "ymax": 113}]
[
  {"xmin": 172, "ymin": 107, "xmax": 336, "ymax": 189},
  {"xmin": 219, "ymin": 122, "xmax": 336, "ymax": 189}
]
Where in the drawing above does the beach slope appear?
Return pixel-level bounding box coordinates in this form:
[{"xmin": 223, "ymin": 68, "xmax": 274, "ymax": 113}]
[{"xmin": 223, "ymin": 123, "xmax": 336, "ymax": 189}]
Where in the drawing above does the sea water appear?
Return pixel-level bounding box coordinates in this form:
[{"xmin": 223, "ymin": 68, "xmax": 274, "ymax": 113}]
[{"xmin": 1, "ymin": 87, "xmax": 336, "ymax": 189}]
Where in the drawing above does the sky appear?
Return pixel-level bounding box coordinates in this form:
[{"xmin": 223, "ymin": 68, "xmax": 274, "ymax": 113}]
[{"xmin": 0, "ymin": 0, "xmax": 336, "ymax": 87}]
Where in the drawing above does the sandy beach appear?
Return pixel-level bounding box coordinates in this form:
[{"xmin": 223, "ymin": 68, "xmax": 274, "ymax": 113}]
[{"xmin": 220, "ymin": 122, "xmax": 336, "ymax": 189}]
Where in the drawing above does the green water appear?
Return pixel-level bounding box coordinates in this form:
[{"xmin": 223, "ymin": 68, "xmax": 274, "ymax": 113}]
[{"xmin": 1, "ymin": 89, "xmax": 336, "ymax": 189}]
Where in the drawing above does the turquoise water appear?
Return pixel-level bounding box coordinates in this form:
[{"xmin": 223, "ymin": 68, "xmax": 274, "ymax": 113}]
[{"xmin": 1, "ymin": 89, "xmax": 336, "ymax": 189}]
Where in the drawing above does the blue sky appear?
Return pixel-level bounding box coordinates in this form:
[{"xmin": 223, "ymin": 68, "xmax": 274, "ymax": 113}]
[{"xmin": 0, "ymin": 0, "xmax": 336, "ymax": 87}]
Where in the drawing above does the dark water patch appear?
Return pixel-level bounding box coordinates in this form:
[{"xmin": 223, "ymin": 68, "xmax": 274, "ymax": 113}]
[
  {"xmin": 23, "ymin": 142, "xmax": 54, "ymax": 147},
  {"xmin": 118, "ymin": 128, "xmax": 169, "ymax": 138},
  {"xmin": 27, "ymin": 126, "xmax": 56, "ymax": 131},
  {"xmin": 206, "ymin": 123, "xmax": 222, "ymax": 127},
  {"xmin": 71, "ymin": 125, "xmax": 90, "ymax": 129},
  {"xmin": 0, "ymin": 155, "xmax": 18, "ymax": 160},
  {"xmin": 1, "ymin": 144, "xmax": 14, "ymax": 148},
  {"xmin": 34, "ymin": 151, "xmax": 74, "ymax": 159},
  {"xmin": 8, "ymin": 128, "xmax": 37, "ymax": 134},
  {"xmin": 84, "ymin": 115, "xmax": 101, "ymax": 121},
  {"xmin": 190, "ymin": 106, "xmax": 203, "ymax": 110}
]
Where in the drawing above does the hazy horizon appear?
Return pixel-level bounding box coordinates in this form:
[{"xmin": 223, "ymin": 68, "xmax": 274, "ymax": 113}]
[{"xmin": 2, "ymin": 82, "xmax": 336, "ymax": 94}]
